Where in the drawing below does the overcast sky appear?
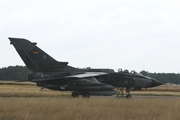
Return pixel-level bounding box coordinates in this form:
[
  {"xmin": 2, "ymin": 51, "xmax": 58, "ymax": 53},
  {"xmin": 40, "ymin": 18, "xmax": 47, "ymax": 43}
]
[{"xmin": 1, "ymin": 0, "xmax": 180, "ymax": 73}]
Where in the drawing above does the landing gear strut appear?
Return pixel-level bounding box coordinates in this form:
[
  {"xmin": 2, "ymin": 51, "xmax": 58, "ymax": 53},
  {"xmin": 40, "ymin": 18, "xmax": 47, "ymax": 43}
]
[
  {"xmin": 116, "ymin": 87, "xmax": 132, "ymax": 99},
  {"xmin": 116, "ymin": 87, "xmax": 125, "ymax": 98},
  {"xmin": 126, "ymin": 87, "xmax": 132, "ymax": 99}
]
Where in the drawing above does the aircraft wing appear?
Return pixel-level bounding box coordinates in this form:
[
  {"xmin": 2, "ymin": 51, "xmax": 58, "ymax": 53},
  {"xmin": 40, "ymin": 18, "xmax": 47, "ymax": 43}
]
[
  {"xmin": 32, "ymin": 72, "xmax": 107, "ymax": 83},
  {"xmin": 65, "ymin": 72, "xmax": 107, "ymax": 78}
]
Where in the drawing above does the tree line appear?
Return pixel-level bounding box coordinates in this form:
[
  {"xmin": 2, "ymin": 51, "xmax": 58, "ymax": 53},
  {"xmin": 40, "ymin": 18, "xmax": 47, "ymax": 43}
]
[
  {"xmin": 0, "ymin": 66, "xmax": 180, "ymax": 84},
  {"xmin": 0, "ymin": 66, "xmax": 30, "ymax": 80},
  {"xmin": 140, "ymin": 71, "xmax": 180, "ymax": 84}
]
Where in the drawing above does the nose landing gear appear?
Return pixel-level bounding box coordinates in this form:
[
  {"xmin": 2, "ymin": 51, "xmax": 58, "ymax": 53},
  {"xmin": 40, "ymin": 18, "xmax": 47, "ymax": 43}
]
[
  {"xmin": 126, "ymin": 87, "xmax": 132, "ymax": 99},
  {"xmin": 116, "ymin": 87, "xmax": 132, "ymax": 99}
]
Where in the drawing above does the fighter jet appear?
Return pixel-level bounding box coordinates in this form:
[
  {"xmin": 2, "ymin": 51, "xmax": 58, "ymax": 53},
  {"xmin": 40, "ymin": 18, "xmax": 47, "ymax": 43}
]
[{"xmin": 9, "ymin": 38, "xmax": 162, "ymax": 98}]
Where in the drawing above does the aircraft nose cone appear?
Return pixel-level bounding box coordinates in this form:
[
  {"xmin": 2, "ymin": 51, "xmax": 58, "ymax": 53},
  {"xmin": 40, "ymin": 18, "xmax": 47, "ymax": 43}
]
[{"xmin": 151, "ymin": 79, "xmax": 162, "ymax": 87}]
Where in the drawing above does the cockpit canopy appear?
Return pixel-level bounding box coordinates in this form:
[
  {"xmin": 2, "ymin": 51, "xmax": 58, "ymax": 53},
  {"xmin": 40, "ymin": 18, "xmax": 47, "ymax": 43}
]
[{"xmin": 118, "ymin": 68, "xmax": 144, "ymax": 76}]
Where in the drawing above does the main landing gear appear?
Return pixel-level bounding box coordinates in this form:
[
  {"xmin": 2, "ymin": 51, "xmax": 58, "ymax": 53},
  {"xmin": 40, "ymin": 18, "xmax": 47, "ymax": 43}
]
[
  {"xmin": 71, "ymin": 92, "xmax": 79, "ymax": 97},
  {"xmin": 116, "ymin": 87, "xmax": 132, "ymax": 99},
  {"xmin": 71, "ymin": 91, "xmax": 90, "ymax": 98}
]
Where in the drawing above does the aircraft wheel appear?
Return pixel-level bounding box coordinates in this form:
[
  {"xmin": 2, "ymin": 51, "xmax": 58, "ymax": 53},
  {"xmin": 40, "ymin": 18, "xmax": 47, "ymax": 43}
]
[
  {"xmin": 82, "ymin": 92, "xmax": 90, "ymax": 98},
  {"xmin": 71, "ymin": 92, "xmax": 79, "ymax": 97},
  {"xmin": 126, "ymin": 94, "xmax": 132, "ymax": 99}
]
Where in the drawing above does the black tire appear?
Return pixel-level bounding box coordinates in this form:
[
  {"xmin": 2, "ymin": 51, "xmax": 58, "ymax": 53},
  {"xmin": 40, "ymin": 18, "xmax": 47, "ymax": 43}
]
[
  {"xmin": 126, "ymin": 94, "xmax": 132, "ymax": 99},
  {"xmin": 71, "ymin": 92, "xmax": 79, "ymax": 97},
  {"xmin": 83, "ymin": 92, "xmax": 90, "ymax": 98}
]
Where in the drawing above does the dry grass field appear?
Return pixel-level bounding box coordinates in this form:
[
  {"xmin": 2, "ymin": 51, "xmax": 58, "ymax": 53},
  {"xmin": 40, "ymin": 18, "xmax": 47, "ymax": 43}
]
[{"xmin": 0, "ymin": 81, "xmax": 180, "ymax": 120}]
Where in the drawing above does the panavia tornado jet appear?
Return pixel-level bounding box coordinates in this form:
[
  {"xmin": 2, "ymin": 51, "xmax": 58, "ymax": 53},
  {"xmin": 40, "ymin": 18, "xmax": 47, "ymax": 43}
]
[{"xmin": 9, "ymin": 38, "xmax": 162, "ymax": 98}]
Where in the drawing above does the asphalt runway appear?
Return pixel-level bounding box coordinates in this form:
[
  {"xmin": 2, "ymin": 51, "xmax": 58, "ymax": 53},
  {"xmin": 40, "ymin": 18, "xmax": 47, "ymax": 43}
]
[
  {"xmin": 132, "ymin": 95, "xmax": 180, "ymax": 99},
  {"xmin": 91, "ymin": 95, "xmax": 180, "ymax": 99}
]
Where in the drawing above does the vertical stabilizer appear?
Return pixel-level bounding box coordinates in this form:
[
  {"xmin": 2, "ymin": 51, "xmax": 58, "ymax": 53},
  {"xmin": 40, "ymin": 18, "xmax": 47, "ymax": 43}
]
[{"xmin": 9, "ymin": 38, "xmax": 74, "ymax": 72}]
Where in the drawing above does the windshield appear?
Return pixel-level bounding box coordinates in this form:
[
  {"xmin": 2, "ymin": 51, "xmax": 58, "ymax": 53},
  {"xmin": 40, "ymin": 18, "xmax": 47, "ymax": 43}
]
[
  {"xmin": 118, "ymin": 68, "xmax": 144, "ymax": 76},
  {"xmin": 130, "ymin": 70, "xmax": 144, "ymax": 76}
]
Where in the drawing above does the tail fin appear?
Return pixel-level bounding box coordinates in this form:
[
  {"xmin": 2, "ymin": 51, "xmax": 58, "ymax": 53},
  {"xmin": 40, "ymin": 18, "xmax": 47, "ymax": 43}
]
[{"xmin": 9, "ymin": 37, "xmax": 75, "ymax": 72}]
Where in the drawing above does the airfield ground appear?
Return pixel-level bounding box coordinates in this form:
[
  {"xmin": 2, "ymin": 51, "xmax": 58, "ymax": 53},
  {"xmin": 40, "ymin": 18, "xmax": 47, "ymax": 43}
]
[{"xmin": 0, "ymin": 81, "xmax": 180, "ymax": 120}]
